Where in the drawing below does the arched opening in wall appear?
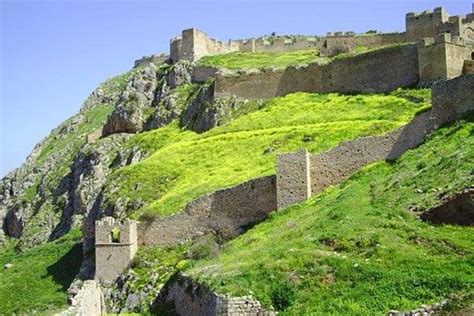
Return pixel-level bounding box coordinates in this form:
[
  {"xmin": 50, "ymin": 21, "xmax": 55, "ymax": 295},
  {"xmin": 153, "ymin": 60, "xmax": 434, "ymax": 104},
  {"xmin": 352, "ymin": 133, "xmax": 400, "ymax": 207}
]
[
  {"xmin": 111, "ymin": 227, "xmax": 121, "ymax": 243},
  {"xmin": 471, "ymin": 52, "xmax": 474, "ymax": 60}
]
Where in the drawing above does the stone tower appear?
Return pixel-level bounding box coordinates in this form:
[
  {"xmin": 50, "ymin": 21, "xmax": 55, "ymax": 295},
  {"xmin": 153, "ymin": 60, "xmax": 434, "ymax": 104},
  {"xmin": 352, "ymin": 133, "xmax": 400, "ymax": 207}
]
[
  {"xmin": 276, "ymin": 149, "xmax": 312, "ymax": 210},
  {"xmin": 95, "ymin": 217, "xmax": 138, "ymax": 284}
]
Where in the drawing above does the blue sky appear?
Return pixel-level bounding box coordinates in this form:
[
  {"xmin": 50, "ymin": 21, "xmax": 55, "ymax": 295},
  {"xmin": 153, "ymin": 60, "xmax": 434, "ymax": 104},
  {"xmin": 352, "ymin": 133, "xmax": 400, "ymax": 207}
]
[{"xmin": 0, "ymin": 0, "xmax": 471, "ymax": 177}]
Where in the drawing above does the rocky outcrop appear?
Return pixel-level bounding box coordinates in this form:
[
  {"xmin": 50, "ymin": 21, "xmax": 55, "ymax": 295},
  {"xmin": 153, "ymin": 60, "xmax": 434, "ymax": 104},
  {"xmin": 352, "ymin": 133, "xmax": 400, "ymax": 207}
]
[
  {"xmin": 0, "ymin": 70, "xmax": 135, "ymax": 248},
  {"xmin": 103, "ymin": 64, "xmax": 159, "ymax": 135},
  {"xmin": 166, "ymin": 60, "xmax": 193, "ymax": 88},
  {"xmin": 180, "ymin": 84, "xmax": 262, "ymax": 133}
]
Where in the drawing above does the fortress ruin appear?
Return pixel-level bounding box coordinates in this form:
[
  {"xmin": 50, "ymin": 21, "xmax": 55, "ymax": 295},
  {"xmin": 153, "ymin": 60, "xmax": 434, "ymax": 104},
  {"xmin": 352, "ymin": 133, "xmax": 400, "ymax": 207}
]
[{"xmin": 93, "ymin": 6, "xmax": 474, "ymax": 314}]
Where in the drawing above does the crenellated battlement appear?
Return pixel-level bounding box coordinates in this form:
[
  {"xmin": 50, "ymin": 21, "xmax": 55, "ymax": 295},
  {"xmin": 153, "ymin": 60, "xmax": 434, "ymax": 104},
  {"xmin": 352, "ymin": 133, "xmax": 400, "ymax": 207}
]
[{"xmin": 95, "ymin": 217, "xmax": 138, "ymax": 284}]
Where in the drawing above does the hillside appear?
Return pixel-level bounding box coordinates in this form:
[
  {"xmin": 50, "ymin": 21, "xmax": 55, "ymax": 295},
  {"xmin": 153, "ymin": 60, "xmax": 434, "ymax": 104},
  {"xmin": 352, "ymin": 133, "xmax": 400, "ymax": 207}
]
[
  {"xmin": 188, "ymin": 116, "xmax": 474, "ymax": 314},
  {"xmin": 1, "ymin": 6, "xmax": 473, "ymax": 314}
]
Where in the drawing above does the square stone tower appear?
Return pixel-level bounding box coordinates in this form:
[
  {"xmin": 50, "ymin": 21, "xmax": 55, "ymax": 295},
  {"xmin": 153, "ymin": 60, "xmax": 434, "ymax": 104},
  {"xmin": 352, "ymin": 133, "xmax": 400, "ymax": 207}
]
[
  {"xmin": 276, "ymin": 149, "xmax": 312, "ymax": 210},
  {"xmin": 95, "ymin": 217, "xmax": 138, "ymax": 284}
]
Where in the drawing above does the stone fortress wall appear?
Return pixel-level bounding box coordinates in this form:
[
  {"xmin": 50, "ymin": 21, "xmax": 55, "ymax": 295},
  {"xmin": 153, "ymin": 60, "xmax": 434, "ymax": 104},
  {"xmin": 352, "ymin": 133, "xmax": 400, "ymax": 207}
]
[
  {"xmin": 166, "ymin": 6, "xmax": 473, "ymax": 64},
  {"xmin": 137, "ymin": 176, "xmax": 276, "ymax": 246},
  {"xmin": 95, "ymin": 74, "xmax": 473, "ymax": 286},
  {"xmin": 95, "ymin": 6, "xmax": 474, "ymax": 313},
  {"xmin": 133, "ymin": 53, "xmax": 169, "ymax": 68},
  {"xmin": 278, "ymin": 74, "xmax": 474, "ymax": 208},
  {"xmin": 181, "ymin": 6, "xmax": 472, "ymax": 101},
  {"xmin": 213, "ymin": 43, "xmax": 420, "ymax": 99}
]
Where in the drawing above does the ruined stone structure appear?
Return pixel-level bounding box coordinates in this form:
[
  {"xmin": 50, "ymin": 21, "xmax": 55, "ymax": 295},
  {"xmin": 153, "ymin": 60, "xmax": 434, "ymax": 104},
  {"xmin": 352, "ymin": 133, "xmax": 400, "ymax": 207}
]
[
  {"xmin": 94, "ymin": 74, "xmax": 473, "ymax": 289},
  {"xmin": 276, "ymin": 74, "xmax": 474, "ymax": 209},
  {"xmin": 91, "ymin": 7, "xmax": 474, "ymax": 313},
  {"xmin": 62, "ymin": 280, "xmax": 104, "ymax": 316},
  {"xmin": 156, "ymin": 273, "xmax": 275, "ymax": 316},
  {"xmin": 167, "ymin": 6, "xmax": 474, "ymax": 101},
  {"xmin": 133, "ymin": 53, "xmax": 168, "ymax": 68},
  {"xmin": 170, "ymin": 28, "xmax": 239, "ymax": 63},
  {"xmin": 95, "ymin": 217, "xmax": 138, "ymax": 284},
  {"xmin": 166, "ymin": 6, "xmax": 473, "ymax": 65},
  {"xmin": 418, "ymin": 33, "xmax": 473, "ymax": 82},
  {"xmin": 406, "ymin": 7, "xmax": 474, "ymax": 44}
]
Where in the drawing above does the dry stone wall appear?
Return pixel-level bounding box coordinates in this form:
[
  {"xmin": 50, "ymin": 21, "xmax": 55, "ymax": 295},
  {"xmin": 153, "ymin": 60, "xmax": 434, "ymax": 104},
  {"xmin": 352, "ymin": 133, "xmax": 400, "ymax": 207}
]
[
  {"xmin": 157, "ymin": 273, "xmax": 275, "ymax": 316},
  {"xmin": 138, "ymin": 176, "xmax": 276, "ymax": 246}
]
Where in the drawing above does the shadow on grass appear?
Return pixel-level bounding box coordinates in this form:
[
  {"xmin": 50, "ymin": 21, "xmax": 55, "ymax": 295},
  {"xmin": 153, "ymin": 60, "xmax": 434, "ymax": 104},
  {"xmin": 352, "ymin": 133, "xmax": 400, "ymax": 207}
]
[{"xmin": 44, "ymin": 242, "xmax": 83, "ymax": 291}]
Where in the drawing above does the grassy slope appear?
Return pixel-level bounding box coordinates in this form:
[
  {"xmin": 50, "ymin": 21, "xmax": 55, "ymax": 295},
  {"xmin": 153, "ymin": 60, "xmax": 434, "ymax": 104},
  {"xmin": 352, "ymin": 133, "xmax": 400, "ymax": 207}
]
[
  {"xmin": 107, "ymin": 89, "xmax": 431, "ymax": 218},
  {"xmin": 188, "ymin": 117, "xmax": 474, "ymax": 314},
  {"xmin": 0, "ymin": 230, "xmax": 82, "ymax": 315},
  {"xmin": 197, "ymin": 49, "xmax": 328, "ymax": 70}
]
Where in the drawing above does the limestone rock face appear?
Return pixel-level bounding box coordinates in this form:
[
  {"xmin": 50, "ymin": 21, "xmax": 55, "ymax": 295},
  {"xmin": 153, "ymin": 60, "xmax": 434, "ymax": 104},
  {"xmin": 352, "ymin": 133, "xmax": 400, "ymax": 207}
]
[
  {"xmin": 103, "ymin": 63, "xmax": 159, "ymax": 136},
  {"xmin": 166, "ymin": 60, "xmax": 193, "ymax": 88}
]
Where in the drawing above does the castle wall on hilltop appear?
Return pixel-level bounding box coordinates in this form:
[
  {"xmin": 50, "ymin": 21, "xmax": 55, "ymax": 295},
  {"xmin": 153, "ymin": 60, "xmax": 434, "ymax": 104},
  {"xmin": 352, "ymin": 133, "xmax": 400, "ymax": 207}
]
[
  {"xmin": 170, "ymin": 28, "xmax": 239, "ymax": 62},
  {"xmin": 94, "ymin": 75, "xmax": 473, "ymax": 286},
  {"xmin": 214, "ymin": 43, "xmax": 420, "ymax": 100},
  {"xmin": 276, "ymin": 74, "xmax": 474, "ymax": 208},
  {"xmin": 166, "ymin": 7, "xmax": 472, "ymax": 64},
  {"xmin": 406, "ymin": 7, "xmax": 450, "ymax": 41},
  {"xmin": 418, "ymin": 33, "xmax": 472, "ymax": 82}
]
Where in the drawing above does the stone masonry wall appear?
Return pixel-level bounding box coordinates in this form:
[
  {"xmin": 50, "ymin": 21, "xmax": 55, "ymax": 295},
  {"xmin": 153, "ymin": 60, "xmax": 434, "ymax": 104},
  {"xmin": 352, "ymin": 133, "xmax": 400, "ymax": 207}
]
[
  {"xmin": 157, "ymin": 273, "xmax": 275, "ymax": 316},
  {"xmin": 138, "ymin": 176, "xmax": 276, "ymax": 246},
  {"xmin": 133, "ymin": 54, "xmax": 169, "ymax": 68},
  {"xmin": 170, "ymin": 28, "xmax": 238, "ymax": 62},
  {"xmin": 214, "ymin": 43, "xmax": 419, "ymax": 100},
  {"xmin": 305, "ymin": 74, "xmax": 474, "ymax": 198},
  {"xmin": 277, "ymin": 150, "xmax": 311, "ymax": 210},
  {"xmin": 95, "ymin": 217, "xmax": 138, "ymax": 284},
  {"xmin": 273, "ymin": 75, "xmax": 473, "ymax": 209},
  {"xmin": 406, "ymin": 7, "xmax": 449, "ymax": 42},
  {"xmin": 63, "ymin": 280, "xmax": 104, "ymax": 316}
]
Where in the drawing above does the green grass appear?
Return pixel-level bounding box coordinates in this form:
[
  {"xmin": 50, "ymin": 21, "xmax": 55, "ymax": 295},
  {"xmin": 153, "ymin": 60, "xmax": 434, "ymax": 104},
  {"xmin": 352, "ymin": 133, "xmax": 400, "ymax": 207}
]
[
  {"xmin": 198, "ymin": 49, "xmax": 328, "ymax": 70},
  {"xmin": 0, "ymin": 229, "xmax": 83, "ymax": 315},
  {"xmin": 104, "ymin": 89, "xmax": 431, "ymax": 218},
  {"xmin": 187, "ymin": 117, "xmax": 474, "ymax": 314}
]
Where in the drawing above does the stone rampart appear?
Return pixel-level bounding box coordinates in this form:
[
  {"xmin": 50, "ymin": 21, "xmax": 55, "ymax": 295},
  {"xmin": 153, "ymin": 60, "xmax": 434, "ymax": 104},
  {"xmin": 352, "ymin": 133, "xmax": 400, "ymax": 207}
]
[
  {"xmin": 170, "ymin": 28, "xmax": 239, "ymax": 62},
  {"xmin": 406, "ymin": 7, "xmax": 449, "ymax": 42},
  {"xmin": 138, "ymin": 176, "xmax": 276, "ymax": 246},
  {"xmin": 214, "ymin": 43, "xmax": 419, "ymax": 100},
  {"xmin": 418, "ymin": 33, "xmax": 473, "ymax": 82},
  {"xmin": 133, "ymin": 54, "xmax": 169, "ymax": 68},
  {"xmin": 156, "ymin": 273, "xmax": 275, "ymax": 316},
  {"xmin": 285, "ymin": 74, "xmax": 474, "ymax": 205},
  {"xmin": 192, "ymin": 66, "xmax": 220, "ymax": 83}
]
